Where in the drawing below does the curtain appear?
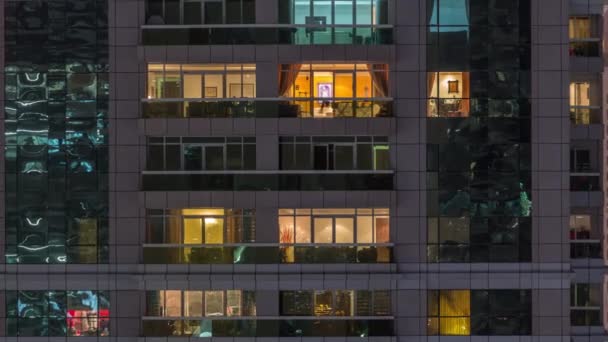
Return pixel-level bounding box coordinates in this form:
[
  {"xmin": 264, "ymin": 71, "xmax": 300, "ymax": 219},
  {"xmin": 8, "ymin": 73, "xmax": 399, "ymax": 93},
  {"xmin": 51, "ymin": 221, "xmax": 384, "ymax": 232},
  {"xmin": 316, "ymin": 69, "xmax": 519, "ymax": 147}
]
[
  {"xmin": 427, "ymin": 0, "xmax": 437, "ymax": 25},
  {"xmin": 278, "ymin": 64, "xmax": 302, "ymax": 97},
  {"xmin": 459, "ymin": 72, "xmax": 470, "ymax": 113},
  {"xmin": 368, "ymin": 64, "xmax": 389, "ymax": 97},
  {"xmin": 427, "ymin": 72, "xmax": 437, "ymax": 97}
]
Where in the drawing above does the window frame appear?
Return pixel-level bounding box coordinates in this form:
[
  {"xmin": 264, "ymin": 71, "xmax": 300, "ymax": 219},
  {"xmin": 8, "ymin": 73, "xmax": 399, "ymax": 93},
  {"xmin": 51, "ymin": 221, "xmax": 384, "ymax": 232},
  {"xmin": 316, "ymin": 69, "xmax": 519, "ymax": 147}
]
[
  {"xmin": 146, "ymin": 0, "xmax": 255, "ymax": 24},
  {"xmin": 279, "ymin": 136, "xmax": 390, "ymax": 171},
  {"xmin": 146, "ymin": 208, "xmax": 256, "ymax": 245},
  {"xmin": 147, "ymin": 64, "xmax": 256, "ymax": 100},
  {"xmin": 278, "ymin": 208, "xmax": 389, "ymax": 245},
  {"xmin": 279, "ymin": 289, "xmax": 391, "ymax": 317},
  {"xmin": 148, "ymin": 290, "xmax": 253, "ymax": 318},
  {"xmin": 147, "ymin": 137, "xmax": 256, "ymax": 171}
]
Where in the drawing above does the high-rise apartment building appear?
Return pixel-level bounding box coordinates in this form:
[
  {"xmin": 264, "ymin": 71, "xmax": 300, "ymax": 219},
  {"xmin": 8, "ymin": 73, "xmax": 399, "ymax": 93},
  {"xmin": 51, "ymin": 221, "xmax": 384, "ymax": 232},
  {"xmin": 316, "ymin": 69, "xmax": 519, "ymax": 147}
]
[{"xmin": 0, "ymin": 0, "xmax": 605, "ymax": 340}]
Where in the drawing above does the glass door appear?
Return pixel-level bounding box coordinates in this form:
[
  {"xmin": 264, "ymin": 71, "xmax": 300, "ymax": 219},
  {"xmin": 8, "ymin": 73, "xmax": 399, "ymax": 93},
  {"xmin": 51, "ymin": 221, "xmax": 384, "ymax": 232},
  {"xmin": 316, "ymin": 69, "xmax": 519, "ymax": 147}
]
[
  {"xmin": 313, "ymin": 144, "xmax": 329, "ymax": 170},
  {"xmin": 204, "ymin": 0, "xmax": 224, "ymax": 24},
  {"xmin": 334, "ymin": 71, "xmax": 354, "ymax": 117},
  {"xmin": 183, "ymin": 145, "xmax": 203, "ymax": 170},
  {"xmin": 184, "ymin": 0, "xmax": 203, "ymax": 24},
  {"xmin": 203, "ymin": 216, "xmax": 225, "ymax": 244},
  {"xmin": 334, "ymin": 217, "xmax": 354, "ymax": 243},
  {"xmin": 334, "ymin": 144, "xmax": 354, "ymax": 170},
  {"xmin": 313, "ymin": 217, "xmax": 333, "ymax": 243},
  {"xmin": 203, "ymin": 144, "xmax": 226, "ymax": 170}
]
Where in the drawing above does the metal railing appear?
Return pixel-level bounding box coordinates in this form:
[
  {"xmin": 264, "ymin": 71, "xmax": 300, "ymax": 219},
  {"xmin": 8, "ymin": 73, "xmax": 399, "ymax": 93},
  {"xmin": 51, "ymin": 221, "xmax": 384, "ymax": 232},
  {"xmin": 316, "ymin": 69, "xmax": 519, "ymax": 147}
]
[
  {"xmin": 142, "ymin": 243, "xmax": 393, "ymax": 264},
  {"xmin": 142, "ymin": 98, "xmax": 393, "ymax": 118},
  {"xmin": 142, "ymin": 24, "xmax": 393, "ymax": 45}
]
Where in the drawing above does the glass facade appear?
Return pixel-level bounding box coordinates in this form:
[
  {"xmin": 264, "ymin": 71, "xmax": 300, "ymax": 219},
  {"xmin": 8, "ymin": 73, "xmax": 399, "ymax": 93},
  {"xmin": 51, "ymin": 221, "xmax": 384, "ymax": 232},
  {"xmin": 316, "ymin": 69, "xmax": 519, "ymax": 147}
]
[
  {"xmin": 426, "ymin": 0, "xmax": 532, "ymax": 262},
  {"xmin": 147, "ymin": 137, "xmax": 256, "ymax": 171},
  {"xmin": 4, "ymin": 0, "xmax": 109, "ymax": 263},
  {"xmin": 570, "ymin": 284, "xmax": 601, "ymax": 326},
  {"xmin": 6, "ymin": 290, "xmax": 110, "ymax": 337},
  {"xmin": 427, "ymin": 290, "xmax": 531, "ymax": 335},
  {"xmin": 279, "ymin": 136, "xmax": 390, "ymax": 171}
]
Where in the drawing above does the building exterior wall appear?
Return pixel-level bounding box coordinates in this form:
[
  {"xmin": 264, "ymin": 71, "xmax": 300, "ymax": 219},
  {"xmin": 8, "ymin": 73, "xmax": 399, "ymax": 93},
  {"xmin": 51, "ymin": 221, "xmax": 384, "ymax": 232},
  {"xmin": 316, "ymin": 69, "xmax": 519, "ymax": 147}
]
[{"xmin": 0, "ymin": 0, "xmax": 601, "ymax": 340}]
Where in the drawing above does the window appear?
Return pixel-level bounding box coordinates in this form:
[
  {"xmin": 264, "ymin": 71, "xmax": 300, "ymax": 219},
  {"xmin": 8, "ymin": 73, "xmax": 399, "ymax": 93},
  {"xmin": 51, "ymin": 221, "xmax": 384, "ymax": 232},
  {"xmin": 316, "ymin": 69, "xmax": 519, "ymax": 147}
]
[
  {"xmin": 571, "ymin": 284, "xmax": 601, "ymax": 326},
  {"xmin": 281, "ymin": 0, "xmax": 388, "ymax": 25},
  {"xmin": 146, "ymin": 208, "xmax": 256, "ymax": 244},
  {"xmin": 570, "ymin": 82, "xmax": 591, "ymax": 107},
  {"xmin": 569, "ymin": 17, "xmax": 593, "ymax": 40},
  {"xmin": 427, "ymin": 290, "xmax": 471, "ymax": 335},
  {"xmin": 427, "ymin": 72, "xmax": 470, "ymax": 117},
  {"xmin": 570, "ymin": 214, "xmax": 602, "ymax": 258},
  {"xmin": 145, "ymin": 290, "xmax": 256, "ymax": 317},
  {"xmin": 279, "ymin": 136, "xmax": 389, "ymax": 170},
  {"xmin": 569, "ymin": 16, "xmax": 601, "ymax": 57},
  {"xmin": 570, "ymin": 148, "xmax": 591, "ymax": 172},
  {"xmin": 6, "ymin": 290, "xmax": 110, "ymax": 337},
  {"xmin": 279, "ymin": 208, "xmax": 389, "ymax": 263},
  {"xmin": 147, "ymin": 64, "xmax": 256, "ymax": 99},
  {"xmin": 279, "ymin": 208, "xmax": 389, "ymax": 244},
  {"xmin": 428, "ymin": 290, "xmax": 531, "ymax": 336},
  {"xmin": 569, "ymin": 81, "xmax": 600, "ymax": 124},
  {"xmin": 427, "ymin": 217, "xmax": 531, "ymax": 263},
  {"xmin": 570, "ymin": 215, "xmax": 593, "ymax": 240},
  {"xmin": 146, "ymin": 0, "xmax": 255, "ymax": 24},
  {"xmin": 278, "ymin": 0, "xmax": 389, "ymax": 44},
  {"xmin": 280, "ymin": 290, "xmax": 391, "ymax": 316},
  {"xmin": 147, "ymin": 137, "xmax": 256, "ymax": 171},
  {"xmin": 279, "ymin": 64, "xmax": 389, "ymax": 117}
]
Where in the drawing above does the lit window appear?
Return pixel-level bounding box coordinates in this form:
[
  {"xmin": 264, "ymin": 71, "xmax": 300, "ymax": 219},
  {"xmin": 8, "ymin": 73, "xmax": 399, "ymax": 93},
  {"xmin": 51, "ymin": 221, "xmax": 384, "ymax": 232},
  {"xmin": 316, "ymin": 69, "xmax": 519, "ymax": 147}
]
[
  {"xmin": 427, "ymin": 72, "xmax": 470, "ymax": 117},
  {"xmin": 279, "ymin": 64, "xmax": 389, "ymax": 118},
  {"xmin": 569, "ymin": 17, "xmax": 592, "ymax": 40},
  {"xmin": 570, "ymin": 215, "xmax": 593, "ymax": 240},
  {"xmin": 427, "ymin": 290, "xmax": 471, "ymax": 335},
  {"xmin": 147, "ymin": 64, "xmax": 256, "ymax": 99},
  {"xmin": 280, "ymin": 290, "xmax": 391, "ymax": 317},
  {"xmin": 146, "ymin": 290, "xmax": 256, "ymax": 317},
  {"xmin": 279, "ymin": 208, "xmax": 389, "ymax": 245}
]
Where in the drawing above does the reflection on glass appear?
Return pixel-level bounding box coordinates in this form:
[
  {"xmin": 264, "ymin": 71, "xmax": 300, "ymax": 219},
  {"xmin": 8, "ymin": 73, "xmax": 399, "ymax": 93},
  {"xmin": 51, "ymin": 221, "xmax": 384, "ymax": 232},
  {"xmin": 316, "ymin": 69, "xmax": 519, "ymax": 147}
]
[
  {"xmin": 7, "ymin": 290, "xmax": 111, "ymax": 336},
  {"xmin": 427, "ymin": 290, "xmax": 471, "ymax": 336}
]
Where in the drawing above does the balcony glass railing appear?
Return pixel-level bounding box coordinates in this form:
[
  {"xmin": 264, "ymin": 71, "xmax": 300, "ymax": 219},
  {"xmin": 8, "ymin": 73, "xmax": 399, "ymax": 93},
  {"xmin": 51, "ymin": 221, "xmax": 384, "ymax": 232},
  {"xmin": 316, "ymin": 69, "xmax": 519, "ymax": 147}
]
[
  {"xmin": 142, "ymin": 98, "xmax": 393, "ymax": 118},
  {"xmin": 570, "ymin": 106, "xmax": 601, "ymax": 124},
  {"xmin": 569, "ymin": 40, "xmax": 601, "ymax": 57},
  {"xmin": 141, "ymin": 171, "xmax": 394, "ymax": 191},
  {"xmin": 141, "ymin": 25, "xmax": 393, "ymax": 45},
  {"xmin": 570, "ymin": 174, "xmax": 600, "ymax": 191},
  {"xmin": 570, "ymin": 241, "xmax": 602, "ymax": 259},
  {"xmin": 142, "ymin": 318, "xmax": 394, "ymax": 337},
  {"xmin": 142, "ymin": 244, "xmax": 392, "ymax": 264}
]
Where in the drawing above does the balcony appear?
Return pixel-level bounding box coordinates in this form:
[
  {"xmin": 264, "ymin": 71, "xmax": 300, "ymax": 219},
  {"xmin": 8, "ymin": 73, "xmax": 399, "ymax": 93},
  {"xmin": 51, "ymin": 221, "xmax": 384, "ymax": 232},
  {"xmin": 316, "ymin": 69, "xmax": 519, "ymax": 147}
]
[
  {"xmin": 142, "ymin": 244, "xmax": 392, "ymax": 264},
  {"xmin": 569, "ymin": 40, "xmax": 601, "ymax": 57},
  {"xmin": 570, "ymin": 241, "xmax": 602, "ymax": 259},
  {"xmin": 570, "ymin": 174, "xmax": 600, "ymax": 191},
  {"xmin": 570, "ymin": 106, "xmax": 601, "ymax": 125},
  {"xmin": 142, "ymin": 98, "xmax": 393, "ymax": 118},
  {"xmin": 141, "ymin": 24, "xmax": 393, "ymax": 45},
  {"xmin": 142, "ymin": 317, "xmax": 394, "ymax": 337},
  {"xmin": 141, "ymin": 171, "xmax": 394, "ymax": 191}
]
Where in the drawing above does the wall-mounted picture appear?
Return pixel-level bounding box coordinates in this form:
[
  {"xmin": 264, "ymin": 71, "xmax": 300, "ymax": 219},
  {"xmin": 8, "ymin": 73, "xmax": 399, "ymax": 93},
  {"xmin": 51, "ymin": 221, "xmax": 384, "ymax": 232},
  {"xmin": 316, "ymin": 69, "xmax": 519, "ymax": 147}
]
[
  {"xmin": 447, "ymin": 80, "xmax": 459, "ymax": 94},
  {"xmin": 318, "ymin": 83, "xmax": 333, "ymax": 99},
  {"xmin": 204, "ymin": 87, "xmax": 218, "ymax": 98}
]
